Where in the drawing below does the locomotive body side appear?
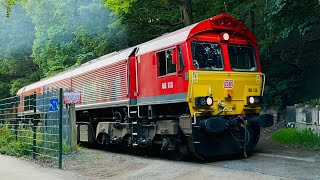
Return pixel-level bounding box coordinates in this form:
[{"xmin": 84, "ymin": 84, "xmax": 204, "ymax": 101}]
[
  {"xmin": 17, "ymin": 48, "xmax": 134, "ymax": 111},
  {"xmin": 16, "ymin": 14, "xmax": 273, "ymax": 159}
]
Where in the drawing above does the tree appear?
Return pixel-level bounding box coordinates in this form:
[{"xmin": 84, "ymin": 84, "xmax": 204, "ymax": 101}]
[
  {"xmin": 106, "ymin": 0, "xmax": 182, "ymax": 46},
  {"xmin": 261, "ymin": 0, "xmax": 320, "ymax": 107},
  {"xmin": 0, "ymin": 0, "xmax": 17, "ymax": 17},
  {"xmin": 106, "ymin": 0, "xmax": 192, "ymax": 26},
  {"xmin": 22, "ymin": 0, "xmax": 127, "ymax": 77},
  {"xmin": 164, "ymin": 0, "xmax": 192, "ymax": 26},
  {"xmin": 0, "ymin": 3, "xmax": 37, "ymax": 97}
]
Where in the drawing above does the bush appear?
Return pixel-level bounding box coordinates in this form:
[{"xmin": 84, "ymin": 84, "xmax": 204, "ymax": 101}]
[
  {"xmin": 0, "ymin": 124, "xmax": 72, "ymax": 158},
  {"xmin": 304, "ymin": 98, "xmax": 320, "ymax": 106},
  {"xmin": 0, "ymin": 126, "xmax": 29, "ymax": 156},
  {"xmin": 272, "ymin": 128, "xmax": 320, "ymax": 150}
]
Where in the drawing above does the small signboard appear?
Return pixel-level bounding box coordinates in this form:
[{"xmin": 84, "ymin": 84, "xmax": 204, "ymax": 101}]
[
  {"xmin": 63, "ymin": 91, "xmax": 81, "ymax": 104},
  {"xmin": 49, "ymin": 98, "xmax": 59, "ymax": 112},
  {"xmin": 224, "ymin": 79, "xmax": 234, "ymax": 89}
]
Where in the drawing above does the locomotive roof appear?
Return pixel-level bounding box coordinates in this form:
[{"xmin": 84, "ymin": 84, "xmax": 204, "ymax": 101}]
[
  {"xmin": 135, "ymin": 24, "xmax": 197, "ymax": 56},
  {"xmin": 17, "ymin": 22, "xmax": 198, "ymax": 95},
  {"xmin": 17, "ymin": 14, "xmax": 252, "ymax": 95}
]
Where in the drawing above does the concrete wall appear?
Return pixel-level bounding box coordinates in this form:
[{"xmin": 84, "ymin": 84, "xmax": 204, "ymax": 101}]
[{"xmin": 286, "ymin": 105, "xmax": 320, "ymax": 131}]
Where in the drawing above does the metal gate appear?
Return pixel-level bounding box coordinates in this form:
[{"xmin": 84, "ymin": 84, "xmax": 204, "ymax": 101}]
[{"xmin": 0, "ymin": 88, "xmax": 70, "ymax": 169}]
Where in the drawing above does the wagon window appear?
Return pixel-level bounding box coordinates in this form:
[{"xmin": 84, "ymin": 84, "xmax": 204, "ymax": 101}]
[{"xmin": 158, "ymin": 49, "xmax": 176, "ymax": 76}]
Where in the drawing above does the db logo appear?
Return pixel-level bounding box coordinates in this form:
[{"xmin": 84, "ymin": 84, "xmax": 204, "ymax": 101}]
[{"xmin": 224, "ymin": 80, "xmax": 234, "ymax": 89}]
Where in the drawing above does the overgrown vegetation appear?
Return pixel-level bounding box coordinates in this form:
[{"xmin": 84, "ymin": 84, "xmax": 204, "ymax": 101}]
[
  {"xmin": 0, "ymin": 125, "xmax": 71, "ymax": 158},
  {"xmin": 303, "ymin": 98, "xmax": 320, "ymax": 106},
  {"xmin": 272, "ymin": 128, "xmax": 320, "ymax": 150},
  {"xmin": 0, "ymin": 125, "xmax": 32, "ymax": 156}
]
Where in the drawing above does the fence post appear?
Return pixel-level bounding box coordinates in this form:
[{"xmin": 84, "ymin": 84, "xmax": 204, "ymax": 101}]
[
  {"xmin": 59, "ymin": 88, "xmax": 63, "ymax": 169},
  {"xmin": 32, "ymin": 92, "xmax": 37, "ymax": 159},
  {"xmin": 14, "ymin": 119, "xmax": 18, "ymax": 140},
  {"xmin": 69, "ymin": 104, "xmax": 77, "ymax": 151},
  {"xmin": 14, "ymin": 97, "xmax": 19, "ymax": 140}
]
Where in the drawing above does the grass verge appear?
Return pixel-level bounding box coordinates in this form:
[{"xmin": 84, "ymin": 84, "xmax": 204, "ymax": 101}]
[{"xmin": 272, "ymin": 128, "xmax": 320, "ymax": 150}]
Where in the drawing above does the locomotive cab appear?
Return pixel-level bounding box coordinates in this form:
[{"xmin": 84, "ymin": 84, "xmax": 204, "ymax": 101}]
[{"xmin": 181, "ymin": 14, "xmax": 273, "ymax": 158}]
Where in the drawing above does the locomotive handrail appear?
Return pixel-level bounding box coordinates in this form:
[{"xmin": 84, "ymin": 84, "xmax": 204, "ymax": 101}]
[
  {"xmin": 192, "ymin": 110, "xmax": 217, "ymax": 125},
  {"xmin": 262, "ymin": 73, "xmax": 265, "ymax": 96},
  {"xmin": 192, "ymin": 111, "xmax": 202, "ymax": 125},
  {"xmin": 126, "ymin": 59, "xmax": 129, "ymax": 97},
  {"xmin": 135, "ymin": 57, "xmax": 139, "ymax": 95}
]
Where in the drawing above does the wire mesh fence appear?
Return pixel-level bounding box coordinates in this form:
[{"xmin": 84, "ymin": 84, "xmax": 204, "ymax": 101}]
[{"xmin": 0, "ymin": 88, "xmax": 70, "ymax": 169}]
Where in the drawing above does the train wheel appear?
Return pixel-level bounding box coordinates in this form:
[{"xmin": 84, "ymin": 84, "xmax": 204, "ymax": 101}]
[{"xmin": 166, "ymin": 143, "xmax": 188, "ymax": 161}]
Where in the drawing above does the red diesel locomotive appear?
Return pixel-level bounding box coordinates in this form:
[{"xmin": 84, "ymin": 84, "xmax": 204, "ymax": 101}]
[{"xmin": 17, "ymin": 14, "xmax": 273, "ymax": 159}]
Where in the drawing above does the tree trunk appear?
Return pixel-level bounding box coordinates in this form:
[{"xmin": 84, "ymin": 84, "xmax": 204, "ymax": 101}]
[
  {"xmin": 248, "ymin": 4, "xmax": 255, "ymax": 33},
  {"xmin": 180, "ymin": 0, "xmax": 192, "ymax": 26}
]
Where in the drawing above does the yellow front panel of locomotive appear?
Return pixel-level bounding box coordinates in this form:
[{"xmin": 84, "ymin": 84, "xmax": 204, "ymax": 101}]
[{"xmin": 187, "ymin": 70, "xmax": 263, "ymax": 117}]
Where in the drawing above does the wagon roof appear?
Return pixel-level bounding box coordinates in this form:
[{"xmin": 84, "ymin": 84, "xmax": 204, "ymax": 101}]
[{"xmin": 17, "ymin": 47, "xmax": 134, "ymax": 94}]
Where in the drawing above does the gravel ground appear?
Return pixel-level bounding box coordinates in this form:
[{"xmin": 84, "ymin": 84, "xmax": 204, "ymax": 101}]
[
  {"xmin": 61, "ymin": 145, "xmax": 320, "ymax": 180},
  {"xmin": 63, "ymin": 149, "xmax": 287, "ymax": 180},
  {"xmin": 60, "ymin": 123, "xmax": 320, "ymax": 180}
]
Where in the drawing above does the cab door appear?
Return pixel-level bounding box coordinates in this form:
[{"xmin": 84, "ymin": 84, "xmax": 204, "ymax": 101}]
[
  {"xmin": 128, "ymin": 54, "xmax": 138, "ymax": 105},
  {"xmin": 154, "ymin": 45, "xmax": 187, "ymax": 102}
]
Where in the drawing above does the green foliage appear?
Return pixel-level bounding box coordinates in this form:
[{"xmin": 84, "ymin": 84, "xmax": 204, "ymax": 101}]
[
  {"xmin": 105, "ymin": 0, "xmax": 136, "ymax": 15},
  {"xmin": 265, "ymin": 0, "xmax": 319, "ymax": 39},
  {"xmin": 0, "ymin": 124, "xmax": 71, "ymax": 158},
  {"xmin": 303, "ymin": 98, "xmax": 320, "ymax": 106},
  {"xmin": 23, "ymin": 0, "xmax": 127, "ymax": 77},
  {"xmin": 0, "ymin": 0, "xmax": 17, "ymax": 17},
  {"xmin": 63, "ymin": 140, "xmax": 72, "ymax": 154},
  {"xmin": 0, "ymin": 125, "xmax": 31, "ymax": 156},
  {"xmin": 272, "ymin": 128, "xmax": 320, "ymax": 150},
  {"xmin": 105, "ymin": 0, "xmax": 183, "ymax": 46},
  {"xmin": 262, "ymin": 0, "xmax": 320, "ymax": 107},
  {"xmin": 0, "ymin": 3, "xmax": 37, "ymax": 97}
]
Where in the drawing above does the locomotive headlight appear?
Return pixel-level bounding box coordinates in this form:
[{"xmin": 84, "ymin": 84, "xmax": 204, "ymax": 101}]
[
  {"xmin": 222, "ymin": 33, "xmax": 229, "ymax": 41},
  {"xmin": 247, "ymin": 96, "xmax": 263, "ymax": 105},
  {"xmin": 249, "ymin": 96, "xmax": 255, "ymax": 104},
  {"xmin": 206, "ymin": 97, "xmax": 213, "ymax": 106},
  {"xmin": 195, "ymin": 96, "xmax": 213, "ymax": 107},
  {"xmin": 220, "ymin": 32, "xmax": 230, "ymax": 41}
]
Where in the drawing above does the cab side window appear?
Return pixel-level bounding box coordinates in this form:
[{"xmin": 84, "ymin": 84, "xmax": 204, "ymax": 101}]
[
  {"xmin": 178, "ymin": 46, "xmax": 184, "ymax": 71},
  {"xmin": 158, "ymin": 49, "xmax": 175, "ymax": 76}
]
